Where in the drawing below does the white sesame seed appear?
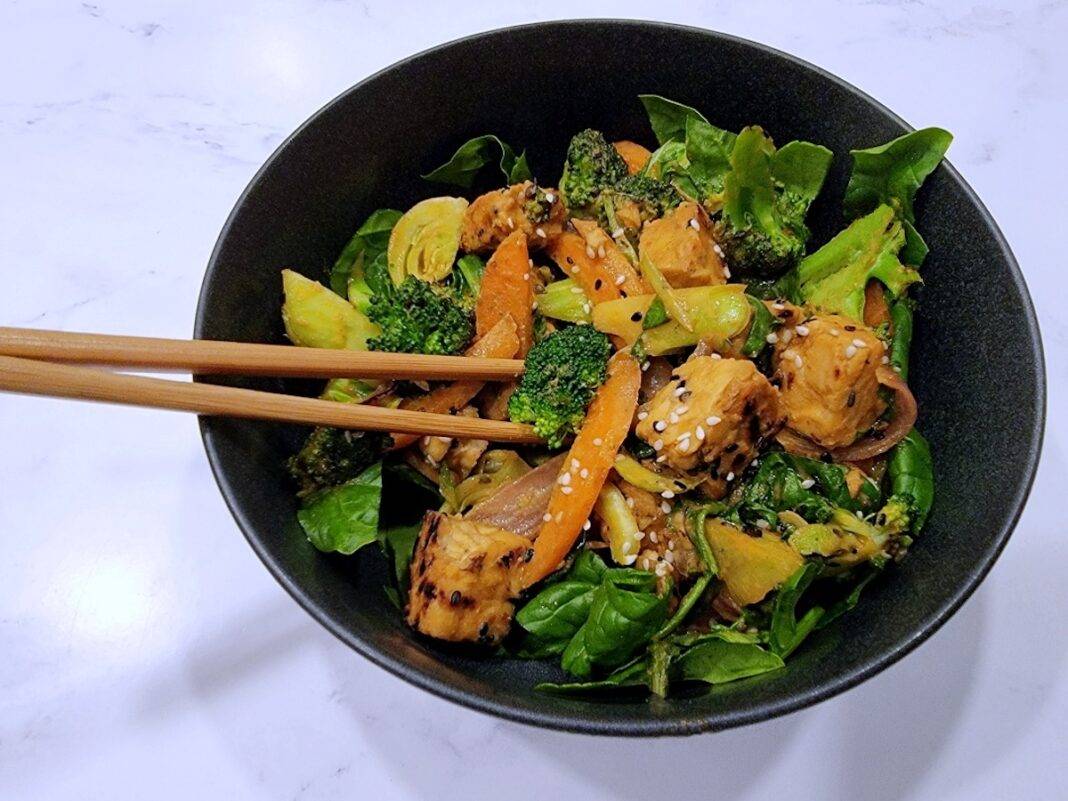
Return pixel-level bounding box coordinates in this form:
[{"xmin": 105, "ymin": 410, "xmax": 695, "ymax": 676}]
[
  {"xmin": 793, "ymin": 354, "xmax": 803, "ymax": 368},
  {"xmin": 611, "ymin": 227, "xmax": 625, "ymax": 238},
  {"xmin": 523, "ymin": 272, "xmax": 530, "ymax": 281},
  {"xmin": 626, "ymin": 497, "xmax": 635, "ymax": 508},
  {"xmin": 656, "ymin": 455, "xmax": 667, "ymax": 463},
  {"xmin": 559, "ymin": 472, "xmax": 571, "ymax": 485},
  {"xmin": 667, "ymin": 539, "xmax": 676, "ymax": 551},
  {"xmin": 583, "ymin": 303, "xmax": 592, "ymax": 313},
  {"xmin": 772, "ymin": 302, "xmax": 785, "ymax": 310},
  {"xmin": 636, "ymin": 530, "xmax": 646, "ymax": 540},
  {"xmin": 653, "ymin": 439, "xmax": 664, "ymax": 451},
  {"xmin": 545, "ymin": 192, "xmax": 555, "ymax": 203},
  {"xmin": 654, "ymin": 420, "xmax": 667, "ymax": 432},
  {"xmin": 597, "ymin": 245, "xmax": 606, "ymax": 258},
  {"xmin": 561, "ymin": 485, "xmax": 573, "ymax": 495},
  {"xmin": 660, "ymin": 501, "xmax": 671, "ymax": 514},
  {"xmin": 637, "ymin": 411, "xmax": 649, "ymax": 420},
  {"xmin": 711, "ymin": 353, "xmax": 721, "ymax": 359},
  {"xmin": 795, "ymin": 324, "xmax": 810, "ymax": 336},
  {"xmin": 689, "ymin": 218, "xmax": 700, "ymax": 230},
  {"xmin": 852, "ymin": 338, "xmax": 867, "ymax": 348},
  {"xmin": 655, "ymin": 562, "xmax": 668, "ymax": 576},
  {"xmin": 535, "ymin": 227, "xmax": 546, "ymax": 238},
  {"xmin": 650, "ymin": 532, "xmax": 659, "ymax": 544},
  {"xmin": 580, "ymin": 468, "xmax": 589, "ymax": 479},
  {"xmin": 800, "ymin": 478, "xmax": 815, "ymax": 489},
  {"xmin": 543, "ymin": 512, "xmax": 552, "ymax": 522},
  {"xmin": 766, "ymin": 332, "xmax": 779, "ymax": 344},
  {"xmin": 726, "ymin": 471, "xmax": 735, "ymax": 481},
  {"xmin": 528, "ymin": 258, "xmax": 534, "ymax": 268},
  {"xmin": 669, "ymin": 413, "xmax": 679, "ymax": 424},
  {"xmin": 570, "ymin": 286, "xmax": 584, "ymax": 294},
  {"xmin": 661, "ymin": 490, "xmax": 675, "ymax": 499},
  {"xmin": 583, "ymin": 519, "xmax": 591, "ymax": 531},
  {"xmin": 571, "ymin": 459, "xmax": 580, "ymax": 470},
  {"xmin": 780, "ymin": 329, "xmax": 793, "ymax": 344},
  {"xmin": 855, "ymin": 510, "xmax": 864, "ymax": 519},
  {"xmin": 531, "ymin": 301, "xmax": 538, "ymax": 310},
  {"xmin": 673, "ymin": 386, "xmax": 686, "ymax": 397},
  {"xmin": 586, "ymin": 245, "xmax": 596, "ymax": 259},
  {"xmin": 664, "ymin": 551, "xmax": 675, "ymax": 564},
  {"xmin": 571, "ymin": 265, "xmax": 581, "ymax": 274},
  {"xmin": 723, "ymin": 266, "xmax": 731, "ymax": 278},
  {"xmin": 507, "ymin": 217, "xmax": 515, "ymax": 229},
  {"xmin": 845, "ymin": 345, "xmax": 857, "ymax": 358},
  {"xmin": 706, "ymin": 415, "xmax": 721, "ymax": 426},
  {"xmin": 696, "ymin": 426, "xmax": 706, "ymax": 441},
  {"xmin": 614, "ymin": 275, "xmax": 625, "ymax": 286},
  {"xmin": 555, "ymin": 511, "xmax": 563, "ymax": 522},
  {"xmin": 593, "ymin": 438, "xmax": 603, "ymax": 446},
  {"xmin": 641, "ymin": 361, "xmax": 650, "ymax": 371},
  {"xmin": 621, "ymin": 540, "xmax": 631, "ymax": 553},
  {"xmin": 828, "ymin": 328, "xmax": 840, "ymax": 337},
  {"xmin": 675, "ymin": 406, "xmax": 688, "ymax": 415},
  {"xmin": 893, "ymin": 365, "xmax": 902, "ymax": 373},
  {"xmin": 881, "ymin": 355, "xmax": 890, "ymax": 364},
  {"xmin": 755, "ymin": 519, "xmax": 770, "ymax": 529},
  {"xmin": 713, "ymin": 244, "xmax": 725, "ymax": 257}
]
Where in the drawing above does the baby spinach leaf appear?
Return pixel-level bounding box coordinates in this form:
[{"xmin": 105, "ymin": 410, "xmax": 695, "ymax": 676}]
[
  {"xmin": 771, "ymin": 140, "xmax": 834, "ymax": 208},
  {"xmin": 844, "ymin": 128, "xmax": 952, "ymax": 267},
  {"xmin": 673, "ymin": 638, "xmax": 785, "ymax": 685},
  {"xmin": 655, "ymin": 574, "xmax": 712, "ymax": 640},
  {"xmin": 561, "ymin": 579, "xmax": 670, "ymax": 679},
  {"xmin": 422, "ymin": 135, "xmax": 531, "ymax": 188},
  {"xmin": 329, "ymin": 209, "xmax": 403, "ymax": 298},
  {"xmin": 639, "ymin": 94, "xmax": 711, "ymax": 145},
  {"xmin": 738, "ymin": 452, "xmax": 875, "ymax": 526},
  {"xmin": 889, "ymin": 429, "xmax": 934, "ymax": 532},
  {"xmin": 378, "ymin": 522, "xmax": 420, "ymax": 588},
  {"xmin": 816, "ymin": 566, "xmax": 882, "ymax": 630},
  {"xmin": 684, "ymin": 116, "xmax": 736, "ymax": 199},
  {"xmin": 297, "ymin": 462, "xmax": 383, "ymax": 555},
  {"xmin": 768, "ymin": 563, "xmax": 824, "ymax": 658},
  {"xmin": 535, "ymin": 657, "xmax": 652, "ymax": 694}
]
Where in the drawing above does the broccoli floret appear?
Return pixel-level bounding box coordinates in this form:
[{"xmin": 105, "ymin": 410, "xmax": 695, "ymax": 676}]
[
  {"xmin": 523, "ymin": 184, "xmax": 555, "ymax": 225},
  {"xmin": 367, "ymin": 276, "xmax": 474, "ymax": 355},
  {"xmin": 559, "ymin": 129, "xmax": 629, "ymax": 212},
  {"xmin": 508, "ymin": 325, "xmax": 612, "ymax": 448},
  {"xmin": 712, "ymin": 126, "xmax": 809, "ymax": 279},
  {"xmin": 288, "ymin": 427, "xmax": 392, "ymax": 496},
  {"xmin": 598, "ymin": 173, "xmax": 683, "ymax": 232},
  {"xmin": 875, "ymin": 494, "xmax": 912, "ymax": 536}
]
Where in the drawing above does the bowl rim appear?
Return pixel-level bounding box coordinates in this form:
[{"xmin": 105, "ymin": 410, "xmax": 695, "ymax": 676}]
[{"xmin": 194, "ymin": 19, "xmax": 1046, "ymax": 736}]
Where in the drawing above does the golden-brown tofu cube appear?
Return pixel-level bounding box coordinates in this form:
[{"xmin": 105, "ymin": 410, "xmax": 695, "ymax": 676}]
[
  {"xmin": 460, "ymin": 182, "xmax": 567, "ymax": 253},
  {"xmin": 638, "ymin": 201, "xmax": 727, "ymax": 288}
]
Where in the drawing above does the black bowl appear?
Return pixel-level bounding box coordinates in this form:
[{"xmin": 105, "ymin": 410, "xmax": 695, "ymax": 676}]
[{"xmin": 194, "ymin": 21, "xmax": 1044, "ymax": 735}]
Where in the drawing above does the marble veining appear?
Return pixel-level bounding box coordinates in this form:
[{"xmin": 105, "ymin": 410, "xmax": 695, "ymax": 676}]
[{"xmin": 1, "ymin": 1, "xmax": 1065, "ymax": 799}]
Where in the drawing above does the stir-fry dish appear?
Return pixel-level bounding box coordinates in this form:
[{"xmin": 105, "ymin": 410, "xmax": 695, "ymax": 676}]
[{"xmin": 279, "ymin": 95, "xmax": 949, "ymax": 697}]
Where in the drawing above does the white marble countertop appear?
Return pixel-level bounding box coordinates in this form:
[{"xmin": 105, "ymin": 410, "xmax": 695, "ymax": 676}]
[{"xmin": 1, "ymin": 1, "xmax": 1065, "ymax": 798}]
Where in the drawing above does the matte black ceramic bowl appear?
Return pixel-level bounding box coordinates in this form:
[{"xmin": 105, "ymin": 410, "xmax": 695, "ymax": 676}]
[{"xmin": 195, "ymin": 21, "xmax": 1044, "ymax": 735}]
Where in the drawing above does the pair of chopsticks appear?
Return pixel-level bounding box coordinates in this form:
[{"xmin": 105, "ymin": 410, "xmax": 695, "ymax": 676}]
[{"xmin": 0, "ymin": 327, "xmax": 540, "ymax": 443}]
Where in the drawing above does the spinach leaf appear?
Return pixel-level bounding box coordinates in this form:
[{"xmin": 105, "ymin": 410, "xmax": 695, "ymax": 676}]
[
  {"xmin": 377, "ymin": 522, "xmax": 420, "ymax": 607},
  {"xmin": 639, "ymin": 94, "xmax": 711, "ymax": 145},
  {"xmin": 816, "ymin": 566, "xmax": 882, "ymax": 630},
  {"xmin": 738, "ymin": 452, "xmax": 875, "ymax": 526},
  {"xmin": 561, "ymin": 579, "xmax": 670, "ymax": 679},
  {"xmin": 844, "ymin": 128, "xmax": 952, "ymax": 267},
  {"xmin": 422, "ymin": 135, "xmax": 531, "ymax": 188},
  {"xmin": 673, "ymin": 638, "xmax": 785, "ymax": 685},
  {"xmin": 535, "ymin": 657, "xmax": 652, "ymax": 694},
  {"xmin": 329, "ymin": 209, "xmax": 403, "ymax": 298},
  {"xmin": 771, "ymin": 140, "xmax": 834, "ymax": 209},
  {"xmin": 889, "ymin": 298, "xmax": 914, "ymax": 381},
  {"xmin": 889, "ymin": 429, "xmax": 934, "ymax": 532},
  {"xmin": 684, "ymin": 116, "xmax": 736, "ymax": 199},
  {"xmin": 655, "ymin": 574, "xmax": 712, "ymax": 640},
  {"xmin": 742, "ymin": 295, "xmax": 776, "ymax": 356},
  {"xmin": 768, "ymin": 563, "xmax": 824, "ymax": 658},
  {"xmin": 297, "ymin": 462, "xmax": 383, "ymax": 555}
]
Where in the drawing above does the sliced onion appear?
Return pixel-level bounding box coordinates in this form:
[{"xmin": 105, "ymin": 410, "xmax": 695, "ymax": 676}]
[
  {"xmin": 777, "ymin": 366, "xmax": 917, "ymax": 462},
  {"xmin": 639, "ymin": 357, "xmax": 674, "ymax": 404},
  {"xmin": 465, "ymin": 454, "xmax": 565, "ymax": 538}
]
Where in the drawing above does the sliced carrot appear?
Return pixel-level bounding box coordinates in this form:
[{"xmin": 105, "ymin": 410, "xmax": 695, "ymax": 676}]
[
  {"xmin": 520, "ymin": 353, "xmax": 642, "ymax": 588},
  {"xmin": 476, "ymin": 230, "xmax": 534, "ymax": 357},
  {"xmin": 548, "ymin": 224, "xmax": 649, "ymax": 305},
  {"xmin": 613, "ymin": 140, "xmax": 652, "ymax": 175},
  {"xmin": 390, "ymin": 316, "xmax": 519, "ymax": 449}
]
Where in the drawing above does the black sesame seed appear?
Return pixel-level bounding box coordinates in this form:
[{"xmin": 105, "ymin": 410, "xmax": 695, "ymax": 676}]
[
  {"xmin": 595, "ymin": 278, "xmax": 603, "ymax": 290},
  {"xmin": 450, "ymin": 590, "xmax": 462, "ymax": 605},
  {"xmin": 631, "ymin": 311, "xmax": 643, "ymax": 322}
]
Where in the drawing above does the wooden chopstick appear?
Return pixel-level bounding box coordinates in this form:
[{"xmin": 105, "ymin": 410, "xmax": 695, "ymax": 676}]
[
  {"xmin": 0, "ymin": 355, "xmax": 542, "ymax": 443},
  {"xmin": 0, "ymin": 327, "xmax": 525, "ymax": 381}
]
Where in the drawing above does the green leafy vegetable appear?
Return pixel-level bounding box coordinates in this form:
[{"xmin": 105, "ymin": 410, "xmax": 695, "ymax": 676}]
[
  {"xmin": 797, "ymin": 204, "xmax": 920, "ymax": 320},
  {"xmin": 638, "ymin": 94, "xmax": 710, "ymax": 145},
  {"xmin": 683, "ymin": 116, "xmax": 737, "ymax": 202},
  {"xmin": 889, "ymin": 298, "xmax": 914, "ymax": 380},
  {"xmin": 422, "ymin": 135, "xmax": 531, "ymax": 188},
  {"xmin": 296, "ymin": 462, "xmax": 383, "ymax": 555},
  {"xmin": 328, "ymin": 209, "xmax": 403, "ymax": 299},
  {"xmin": 742, "ymin": 295, "xmax": 776, "ymax": 356},
  {"xmin": 655, "ymin": 574, "xmax": 713, "ymax": 640},
  {"xmin": 673, "ymin": 637, "xmax": 785, "ymax": 685},
  {"xmin": 739, "ymin": 452, "xmax": 877, "ymax": 528},
  {"xmin": 888, "ymin": 429, "xmax": 934, "ymax": 532},
  {"xmin": 452, "ymin": 254, "xmax": 486, "ymax": 301},
  {"xmin": 844, "ymin": 128, "xmax": 952, "ymax": 225},
  {"xmin": 377, "ymin": 522, "xmax": 420, "ymax": 607},
  {"xmin": 642, "ymin": 297, "xmax": 669, "ymax": 329},
  {"xmin": 768, "ymin": 563, "xmax": 825, "ymax": 658},
  {"xmin": 771, "ymin": 140, "xmax": 834, "ymax": 208},
  {"xmin": 535, "ymin": 657, "xmax": 652, "ymax": 694},
  {"xmin": 816, "ymin": 566, "xmax": 882, "ymax": 630}
]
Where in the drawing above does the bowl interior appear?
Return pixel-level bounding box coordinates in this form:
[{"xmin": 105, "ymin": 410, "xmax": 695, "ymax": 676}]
[{"xmin": 195, "ymin": 21, "xmax": 1043, "ymax": 735}]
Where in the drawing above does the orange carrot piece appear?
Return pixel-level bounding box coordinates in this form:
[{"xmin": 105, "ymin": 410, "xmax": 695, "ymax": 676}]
[
  {"xmin": 476, "ymin": 230, "xmax": 534, "ymax": 357},
  {"xmin": 548, "ymin": 225, "xmax": 649, "ymax": 305},
  {"xmin": 613, "ymin": 140, "xmax": 652, "ymax": 175},
  {"xmin": 390, "ymin": 316, "xmax": 519, "ymax": 449},
  {"xmin": 864, "ymin": 279, "xmax": 892, "ymax": 330},
  {"xmin": 520, "ymin": 353, "xmax": 642, "ymax": 588}
]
